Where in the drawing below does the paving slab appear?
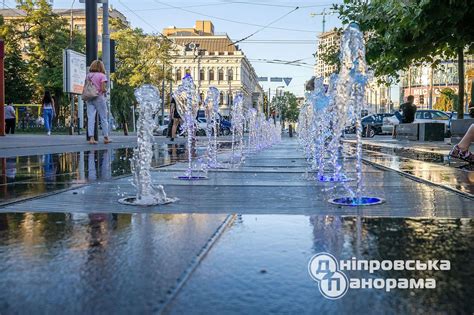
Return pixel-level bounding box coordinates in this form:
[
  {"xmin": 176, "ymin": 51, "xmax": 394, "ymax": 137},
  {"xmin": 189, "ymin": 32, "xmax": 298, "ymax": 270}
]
[
  {"xmin": 0, "ymin": 212, "xmax": 229, "ymax": 314},
  {"xmin": 1, "ymin": 138, "xmax": 472, "ymax": 218}
]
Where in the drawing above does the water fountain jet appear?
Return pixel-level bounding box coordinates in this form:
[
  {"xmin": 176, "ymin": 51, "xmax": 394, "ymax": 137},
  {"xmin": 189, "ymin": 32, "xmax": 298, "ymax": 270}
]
[{"xmin": 119, "ymin": 84, "xmax": 177, "ymax": 206}]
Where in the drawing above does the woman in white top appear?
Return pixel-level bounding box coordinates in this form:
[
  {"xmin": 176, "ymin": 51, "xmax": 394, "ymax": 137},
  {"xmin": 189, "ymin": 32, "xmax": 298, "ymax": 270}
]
[
  {"xmin": 4, "ymin": 101, "xmax": 16, "ymax": 134},
  {"xmin": 42, "ymin": 91, "xmax": 56, "ymax": 135}
]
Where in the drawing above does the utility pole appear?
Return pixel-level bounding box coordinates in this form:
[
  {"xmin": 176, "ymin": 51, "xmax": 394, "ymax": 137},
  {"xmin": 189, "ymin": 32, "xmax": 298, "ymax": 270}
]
[
  {"xmin": 85, "ymin": 0, "xmax": 98, "ymax": 140},
  {"xmin": 102, "ymin": 0, "xmax": 112, "ymax": 130},
  {"xmin": 0, "ymin": 40, "xmax": 4, "ymax": 136},
  {"xmin": 267, "ymin": 87, "xmax": 270, "ymax": 119},
  {"xmin": 310, "ymin": 9, "xmax": 335, "ymax": 33},
  {"xmin": 161, "ymin": 63, "xmax": 165, "ymax": 125}
]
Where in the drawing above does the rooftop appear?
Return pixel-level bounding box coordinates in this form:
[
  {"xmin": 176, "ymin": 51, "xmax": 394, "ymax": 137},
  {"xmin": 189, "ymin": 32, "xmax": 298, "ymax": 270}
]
[{"xmin": 171, "ymin": 35, "xmax": 238, "ymax": 53}]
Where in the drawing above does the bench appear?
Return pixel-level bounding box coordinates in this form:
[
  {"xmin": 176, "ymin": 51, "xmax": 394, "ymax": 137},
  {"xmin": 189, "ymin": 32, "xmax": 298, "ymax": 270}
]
[
  {"xmin": 450, "ymin": 118, "xmax": 474, "ymax": 143},
  {"xmin": 395, "ymin": 122, "xmax": 445, "ymax": 141}
]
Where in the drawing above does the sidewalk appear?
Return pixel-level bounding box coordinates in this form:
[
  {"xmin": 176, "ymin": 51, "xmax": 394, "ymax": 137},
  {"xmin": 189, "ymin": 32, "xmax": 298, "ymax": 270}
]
[
  {"xmin": 345, "ymin": 135, "xmax": 474, "ymax": 156},
  {"xmin": 0, "ymin": 134, "xmax": 186, "ymax": 158}
]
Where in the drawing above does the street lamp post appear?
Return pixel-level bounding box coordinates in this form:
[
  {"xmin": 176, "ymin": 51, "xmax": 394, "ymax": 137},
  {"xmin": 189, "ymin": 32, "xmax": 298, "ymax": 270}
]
[{"xmin": 85, "ymin": 0, "xmax": 98, "ymax": 140}]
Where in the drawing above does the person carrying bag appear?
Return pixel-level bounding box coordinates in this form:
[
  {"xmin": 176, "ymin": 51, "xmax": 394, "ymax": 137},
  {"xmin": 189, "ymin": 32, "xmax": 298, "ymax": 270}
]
[{"xmin": 83, "ymin": 60, "xmax": 112, "ymax": 145}]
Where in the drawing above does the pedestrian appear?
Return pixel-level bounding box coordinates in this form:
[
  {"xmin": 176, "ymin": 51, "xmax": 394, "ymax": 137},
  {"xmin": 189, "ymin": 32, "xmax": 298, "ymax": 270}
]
[
  {"xmin": 84, "ymin": 60, "xmax": 111, "ymax": 145},
  {"xmin": 170, "ymin": 97, "xmax": 181, "ymax": 142},
  {"xmin": 449, "ymin": 124, "xmax": 474, "ymax": 163},
  {"xmin": 392, "ymin": 95, "xmax": 417, "ymax": 138},
  {"xmin": 396, "ymin": 95, "xmax": 417, "ymax": 124},
  {"xmin": 42, "ymin": 91, "xmax": 56, "ymax": 135},
  {"xmin": 4, "ymin": 101, "xmax": 16, "ymax": 134}
]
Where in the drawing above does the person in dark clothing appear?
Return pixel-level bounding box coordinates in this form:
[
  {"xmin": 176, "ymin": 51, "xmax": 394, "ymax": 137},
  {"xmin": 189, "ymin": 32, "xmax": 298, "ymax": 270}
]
[
  {"xmin": 399, "ymin": 95, "xmax": 417, "ymax": 123},
  {"xmin": 4, "ymin": 101, "xmax": 16, "ymax": 134},
  {"xmin": 170, "ymin": 97, "xmax": 181, "ymax": 141}
]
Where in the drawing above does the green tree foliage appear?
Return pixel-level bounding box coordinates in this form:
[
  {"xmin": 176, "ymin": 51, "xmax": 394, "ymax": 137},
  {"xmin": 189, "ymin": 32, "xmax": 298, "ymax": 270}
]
[
  {"xmin": 274, "ymin": 91, "xmax": 299, "ymax": 125},
  {"xmin": 12, "ymin": 0, "xmax": 85, "ymax": 122},
  {"xmin": 434, "ymin": 88, "xmax": 458, "ymax": 112},
  {"xmin": 110, "ymin": 18, "xmax": 174, "ymax": 131},
  {"xmin": 0, "ymin": 16, "xmax": 33, "ymax": 103},
  {"xmin": 335, "ymin": 0, "xmax": 474, "ymax": 118}
]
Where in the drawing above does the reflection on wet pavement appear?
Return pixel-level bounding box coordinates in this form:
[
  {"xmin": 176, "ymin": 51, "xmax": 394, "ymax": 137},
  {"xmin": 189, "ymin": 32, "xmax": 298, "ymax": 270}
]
[
  {"xmin": 0, "ymin": 142, "xmax": 233, "ymax": 204},
  {"xmin": 168, "ymin": 215, "xmax": 474, "ymax": 315},
  {"xmin": 360, "ymin": 142, "xmax": 474, "ymax": 171},
  {"xmin": 340, "ymin": 143, "xmax": 474, "ymax": 196},
  {"xmin": 361, "ymin": 149, "xmax": 474, "ymax": 196},
  {"xmin": 0, "ymin": 212, "xmax": 228, "ymax": 314}
]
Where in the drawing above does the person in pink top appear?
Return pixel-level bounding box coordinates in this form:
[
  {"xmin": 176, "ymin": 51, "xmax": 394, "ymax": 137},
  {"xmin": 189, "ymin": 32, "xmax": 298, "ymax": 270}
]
[{"xmin": 86, "ymin": 60, "xmax": 111, "ymax": 144}]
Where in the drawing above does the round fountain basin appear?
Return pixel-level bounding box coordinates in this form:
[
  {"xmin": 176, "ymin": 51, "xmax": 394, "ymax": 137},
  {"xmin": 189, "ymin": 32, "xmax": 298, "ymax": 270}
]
[
  {"xmin": 118, "ymin": 196, "xmax": 177, "ymax": 206},
  {"xmin": 317, "ymin": 175, "xmax": 354, "ymax": 182},
  {"xmin": 328, "ymin": 197, "xmax": 385, "ymax": 206},
  {"xmin": 176, "ymin": 175, "xmax": 208, "ymax": 180}
]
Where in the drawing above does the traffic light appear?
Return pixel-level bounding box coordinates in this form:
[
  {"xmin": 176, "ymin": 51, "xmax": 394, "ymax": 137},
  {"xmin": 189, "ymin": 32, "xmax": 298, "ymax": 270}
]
[{"xmin": 110, "ymin": 39, "xmax": 115, "ymax": 73}]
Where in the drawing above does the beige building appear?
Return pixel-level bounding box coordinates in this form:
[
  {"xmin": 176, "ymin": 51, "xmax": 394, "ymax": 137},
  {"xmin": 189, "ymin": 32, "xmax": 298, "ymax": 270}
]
[
  {"xmin": 314, "ymin": 29, "xmax": 340, "ymax": 85},
  {"xmin": 0, "ymin": 7, "xmax": 129, "ymax": 50},
  {"xmin": 165, "ymin": 21, "xmax": 263, "ymax": 116}
]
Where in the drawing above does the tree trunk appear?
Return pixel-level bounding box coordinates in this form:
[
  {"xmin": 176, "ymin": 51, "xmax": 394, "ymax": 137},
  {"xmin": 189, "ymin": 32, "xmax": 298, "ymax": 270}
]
[
  {"xmin": 457, "ymin": 47, "xmax": 464, "ymax": 119},
  {"xmin": 123, "ymin": 122, "xmax": 128, "ymax": 136}
]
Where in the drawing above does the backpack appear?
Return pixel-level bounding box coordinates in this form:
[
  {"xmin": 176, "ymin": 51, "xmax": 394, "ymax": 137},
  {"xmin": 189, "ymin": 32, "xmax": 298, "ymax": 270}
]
[{"xmin": 82, "ymin": 75, "xmax": 99, "ymax": 101}]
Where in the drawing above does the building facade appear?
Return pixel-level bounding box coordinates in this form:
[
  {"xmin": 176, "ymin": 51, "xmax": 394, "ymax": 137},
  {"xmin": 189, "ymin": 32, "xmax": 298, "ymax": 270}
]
[
  {"xmin": 400, "ymin": 58, "xmax": 474, "ymax": 109},
  {"xmin": 314, "ymin": 29, "xmax": 340, "ymax": 85},
  {"xmin": 166, "ymin": 21, "xmax": 263, "ymax": 116},
  {"xmin": 0, "ymin": 7, "xmax": 129, "ymax": 51}
]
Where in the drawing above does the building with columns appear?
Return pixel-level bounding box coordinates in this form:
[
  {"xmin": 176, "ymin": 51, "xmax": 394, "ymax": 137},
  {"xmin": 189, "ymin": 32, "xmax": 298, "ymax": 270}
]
[{"xmin": 165, "ymin": 21, "xmax": 263, "ymax": 117}]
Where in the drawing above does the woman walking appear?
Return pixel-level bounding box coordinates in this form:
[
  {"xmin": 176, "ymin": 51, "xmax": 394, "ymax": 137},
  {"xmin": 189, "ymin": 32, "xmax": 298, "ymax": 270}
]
[
  {"xmin": 42, "ymin": 91, "xmax": 56, "ymax": 136},
  {"xmin": 85, "ymin": 60, "xmax": 111, "ymax": 144},
  {"xmin": 170, "ymin": 97, "xmax": 181, "ymax": 141}
]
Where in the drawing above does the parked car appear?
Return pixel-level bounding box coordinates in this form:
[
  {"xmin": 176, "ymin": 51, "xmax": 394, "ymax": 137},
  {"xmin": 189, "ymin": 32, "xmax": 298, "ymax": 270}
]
[
  {"xmin": 345, "ymin": 113, "xmax": 393, "ymax": 137},
  {"xmin": 153, "ymin": 118, "xmax": 170, "ymax": 136},
  {"xmin": 382, "ymin": 109, "xmax": 450, "ymax": 134}
]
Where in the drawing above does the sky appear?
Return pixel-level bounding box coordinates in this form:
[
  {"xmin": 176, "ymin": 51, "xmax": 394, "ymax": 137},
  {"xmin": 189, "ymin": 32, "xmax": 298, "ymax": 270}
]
[{"xmin": 27, "ymin": 0, "xmax": 342, "ymax": 97}]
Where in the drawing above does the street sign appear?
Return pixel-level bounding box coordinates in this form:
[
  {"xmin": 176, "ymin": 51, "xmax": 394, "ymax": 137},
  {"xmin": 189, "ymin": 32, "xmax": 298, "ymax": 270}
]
[
  {"xmin": 270, "ymin": 77, "xmax": 283, "ymax": 82},
  {"xmin": 63, "ymin": 49, "xmax": 87, "ymax": 94},
  {"xmin": 258, "ymin": 77, "xmax": 268, "ymax": 82},
  {"xmin": 283, "ymin": 77, "xmax": 292, "ymax": 86}
]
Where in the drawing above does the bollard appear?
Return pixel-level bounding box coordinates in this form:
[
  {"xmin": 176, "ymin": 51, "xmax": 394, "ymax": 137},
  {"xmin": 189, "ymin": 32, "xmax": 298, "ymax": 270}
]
[{"xmin": 289, "ymin": 124, "xmax": 293, "ymax": 137}]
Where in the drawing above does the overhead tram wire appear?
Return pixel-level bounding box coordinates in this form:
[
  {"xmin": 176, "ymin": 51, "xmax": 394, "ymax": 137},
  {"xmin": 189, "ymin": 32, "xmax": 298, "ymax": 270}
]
[
  {"xmin": 151, "ymin": 0, "xmax": 316, "ymax": 33},
  {"xmin": 230, "ymin": 6, "xmax": 299, "ymax": 46},
  {"xmin": 117, "ymin": 0, "xmax": 176, "ymax": 46},
  {"xmin": 228, "ymin": 1, "xmax": 335, "ymax": 9},
  {"xmin": 237, "ymin": 40, "xmax": 317, "ymax": 44},
  {"xmin": 129, "ymin": 1, "xmax": 242, "ymax": 12},
  {"xmin": 129, "ymin": 1, "xmax": 334, "ymax": 12}
]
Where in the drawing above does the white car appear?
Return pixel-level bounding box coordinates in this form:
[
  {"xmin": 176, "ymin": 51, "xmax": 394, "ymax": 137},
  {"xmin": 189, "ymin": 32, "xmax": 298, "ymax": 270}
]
[
  {"xmin": 153, "ymin": 119, "xmax": 170, "ymax": 136},
  {"xmin": 196, "ymin": 117, "xmax": 208, "ymax": 136},
  {"xmin": 382, "ymin": 110, "xmax": 449, "ymax": 133}
]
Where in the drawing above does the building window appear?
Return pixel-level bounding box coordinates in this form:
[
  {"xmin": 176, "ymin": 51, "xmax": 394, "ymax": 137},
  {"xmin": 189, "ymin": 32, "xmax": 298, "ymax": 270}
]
[
  {"xmin": 209, "ymin": 69, "xmax": 215, "ymax": 81},
  {"xmin": 199, "ymin": 69, "xmax": 205, "ymax": 81},
  {"xmin": 228, "ymin": 69, "xmax": 233, "ymax": 81},
  {"xmin": 218, "ymin": 69, "xmax": 224, "ymax": 81},
  {"xmin": 176, "ymin": 69, "xmax": 182, "ymax": 82}
]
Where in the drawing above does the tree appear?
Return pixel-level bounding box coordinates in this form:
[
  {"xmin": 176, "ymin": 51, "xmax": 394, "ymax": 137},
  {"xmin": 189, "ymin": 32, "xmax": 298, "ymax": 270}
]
[
  {"xmin": 434, "ymin": 88, "xmax": 458, "ymax": 112},
  {"xmin": 110, "ymin": 18, "xmax": 174, "ymax": 133},
  {"xmin": 0, "ymin": 16, "xmax": 33, "ymax": 103},
  {"xmin": 335, "ymin": 0, "xmax": 474, "ymax": 118},
  {"xmin": 274, "ymin": 91, "xmax": 299, "ymax": 127},
  {"xmin": 16, "ymin": 0, "xmax": 85, "ymax": 122}
]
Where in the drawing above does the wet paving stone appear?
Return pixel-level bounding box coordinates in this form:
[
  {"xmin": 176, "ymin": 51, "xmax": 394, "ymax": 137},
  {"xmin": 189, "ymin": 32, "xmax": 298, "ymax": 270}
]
[
  {"xmin": 168, "ymin": 215, "xmax": 474, "ymax": 315},
  {"xmin": 0, "ymin": 212, "xmax": 229, "ymax": 314}
]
